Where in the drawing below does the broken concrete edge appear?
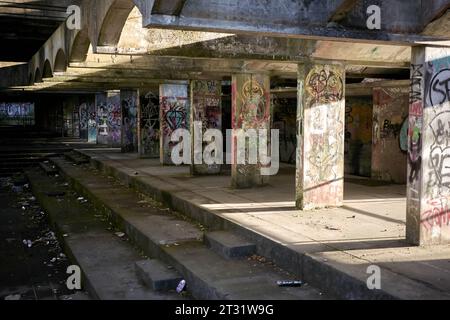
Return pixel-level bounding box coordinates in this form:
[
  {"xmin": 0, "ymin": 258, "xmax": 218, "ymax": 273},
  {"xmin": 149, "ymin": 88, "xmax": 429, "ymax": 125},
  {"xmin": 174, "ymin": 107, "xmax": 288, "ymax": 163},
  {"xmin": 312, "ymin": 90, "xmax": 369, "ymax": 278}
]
[
  {"xmin": 24, "ymin": 169, "xmax": 98, "ymax": 300},
  {"xmin": 66, "ymin": 150, "xmax": 445, "ymax": 300}
]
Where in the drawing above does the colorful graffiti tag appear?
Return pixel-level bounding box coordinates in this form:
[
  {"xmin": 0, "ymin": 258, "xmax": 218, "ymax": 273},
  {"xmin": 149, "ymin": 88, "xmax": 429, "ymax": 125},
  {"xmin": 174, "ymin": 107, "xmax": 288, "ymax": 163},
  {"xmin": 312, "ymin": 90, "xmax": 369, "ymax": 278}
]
[
  {"xmin": 160, "ymin": 84, "xmax": 189, "ymax": 164},
  {"xmin": 372, "ymin": 87, "xmax": 409, "ymax": 183},
  {"xmin": 140, "ymin": 91, "xmax": 160, "ymax": 158},
  {"xmin": 121, "ymin": 91, "xmax": 138, "ymax": 153},
  {"xmin": 191, "ymin": 80, "xmax": 222, "ymax": 175},
  {"xmin": 0, "ymin": 102, "xmax": 35, "ymax": 125}
]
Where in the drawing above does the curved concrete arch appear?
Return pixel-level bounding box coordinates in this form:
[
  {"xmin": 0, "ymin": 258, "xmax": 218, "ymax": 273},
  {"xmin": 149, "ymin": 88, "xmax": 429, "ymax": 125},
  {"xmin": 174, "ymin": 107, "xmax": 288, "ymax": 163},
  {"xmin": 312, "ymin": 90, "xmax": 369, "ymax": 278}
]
[
  {"xmin": 97, "ymin": 0, "xmax": 137, "ymax": 47},
  {"xmin": 42, "ymin": 60, "xmax": 53, "ymax": 78},
  {"xmin": 54, "ymin": 49, "xmax": 67, "ymax": 72},
  {"xmin": 69, "ymin": 29, "xmax": 92, "ymax": 62}
]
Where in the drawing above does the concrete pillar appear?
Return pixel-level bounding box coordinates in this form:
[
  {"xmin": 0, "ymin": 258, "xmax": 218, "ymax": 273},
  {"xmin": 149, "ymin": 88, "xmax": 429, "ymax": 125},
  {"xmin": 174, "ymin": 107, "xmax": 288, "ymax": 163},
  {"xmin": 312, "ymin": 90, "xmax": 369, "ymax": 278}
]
[
  {"xmin": 120, "ymin": 90, "xmax": 139, "ymax": 153},
  {"xmin": 87, "ymin": 98, "xmax": 97, "ymax": 143},
  {"xmin": 190, "ymin": 80, "xmax": 222, "ymax": 175},
  {"xmin": 231, "ymin": 73, "xmax": 271, "ymax": 188},
  {"xmin": 160, "ymin": 84, "xmax": 189, "ymax": 165},
  {"xmin": 139, "ymin": 91, "xmax": 160, "ymax": 158},
  {"xmin": 79, "ymin": 102, "xmax": 88, "ymax": 140},
  {"xmin": 95, "ymin": 91, "xmax": 121, "ymax": 147},
  {"xmin": 296, "ymin": 63, "xmax": 345, "ymax": 210},
  {"xmin": 407, "ymin": 46, "xmax": 450, "ymax": 245}
]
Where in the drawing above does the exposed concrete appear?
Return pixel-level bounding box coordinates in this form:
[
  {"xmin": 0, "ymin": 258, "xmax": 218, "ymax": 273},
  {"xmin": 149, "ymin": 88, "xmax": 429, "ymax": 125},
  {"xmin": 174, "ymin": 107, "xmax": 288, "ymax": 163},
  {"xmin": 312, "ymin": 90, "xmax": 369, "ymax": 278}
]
[
  {"xmin": 70, "ymin": 149, "xmax": 450, "ymax": 299},
  {"xmin": 26, "ymin": 167, "xmax": 182, "ymax": 300},
  {"xmin": 205, "ymin": 231, "xmax": 256, "ymax": 260},
  {"xmin": 407, "ymin": 46, "xmax": 450, "ymax": 245},
  {"xmin": 296, "ymin": 63, "xmax": 345, "ymax": 210},
  {"xmin": 135, "ymin": 259, "xmax": 183, "ymax": 291},
  {"xmin": 49, "ymin": 155, "xmax": 328, "ymax": 300}
]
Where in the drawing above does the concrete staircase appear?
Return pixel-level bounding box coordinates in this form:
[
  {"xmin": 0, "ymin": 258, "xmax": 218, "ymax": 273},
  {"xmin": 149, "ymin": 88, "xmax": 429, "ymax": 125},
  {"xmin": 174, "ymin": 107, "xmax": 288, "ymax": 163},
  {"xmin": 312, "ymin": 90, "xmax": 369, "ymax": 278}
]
[{"xmin": 34, "ymin": 155, "xmax": 329, "ymax": 300}]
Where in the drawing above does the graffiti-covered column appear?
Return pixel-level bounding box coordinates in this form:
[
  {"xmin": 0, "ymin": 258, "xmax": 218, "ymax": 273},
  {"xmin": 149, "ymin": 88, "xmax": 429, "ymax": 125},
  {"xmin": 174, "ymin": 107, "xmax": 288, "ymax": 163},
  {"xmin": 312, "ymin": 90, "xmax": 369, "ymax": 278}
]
[
  {"xmin": 407, "ymin": 46, "xmax": 450, "ymax": 245},
  {"xmin": 139, "ymin": 91, "xmax": 160, "ymax": 158},
  {"xmin": 231, "ymin": 74, "xmax": 271, "ymax": 188},
  {"xmin": 95, "ymin": 91, "xmax": 121, "ymax": 147},
  {"xmin": 190, "ymin": 80, "xmax": 222, "ymax": 175},
  {"xmin": 120, "ymin": 90, "xmax": 139, "ymax": 153},
  {"xmin": 160, "ymin": 84, "xmax": 189, "ymax": 165},
  {"xmin": 296, "ymin": 63, "xmax": 345, "ymax": 210}
]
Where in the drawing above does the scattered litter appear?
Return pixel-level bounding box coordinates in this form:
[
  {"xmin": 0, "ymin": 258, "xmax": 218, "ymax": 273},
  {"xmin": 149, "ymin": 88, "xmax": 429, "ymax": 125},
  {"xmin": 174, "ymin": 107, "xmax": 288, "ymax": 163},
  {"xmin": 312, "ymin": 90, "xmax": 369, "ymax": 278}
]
[
  {"xmin": 12, "ymin": 186, "xmax": 23, "ymax": 193},
  {"xmin": 134, "ymin": 172, "xmax": 139, "ymax": 176},
  {"xmin": 45, "ymin": 191, "xmax": 66, "ymax": 197},
  {"xmin": 176, "ymin": 280, "xmax": 186, "ymax": 293},
  {"xmin": 347, "ymin": 215, "xmax": 356, "ymax": 219},
  {"xmin": 63, "ymin": 234, "xmax": 69, "ymax": 238},
  {"xmin": 77, "ymin": 197, "xmax": 85, "ymax": 201},
  {"xmin": 115, "ymin": 232, "xmax": 126, "ymax": 238},
  {"xmin": 29, "ymin": 196, "xmax": 36, "ymax": 201},
  {"xmin": 277, "ymin": 280, "xmax": 303, "ymax": 287},
  {"xmin": 4, "ymin": 294, "xmax": 21, "ymax": 301},
  {"xmin": 22, "ymin": 239, "xmax": 32, "ymax": 248},
  {"xmin": 325, "ymin": 226, "xmax": 340, "ymax": 231}
]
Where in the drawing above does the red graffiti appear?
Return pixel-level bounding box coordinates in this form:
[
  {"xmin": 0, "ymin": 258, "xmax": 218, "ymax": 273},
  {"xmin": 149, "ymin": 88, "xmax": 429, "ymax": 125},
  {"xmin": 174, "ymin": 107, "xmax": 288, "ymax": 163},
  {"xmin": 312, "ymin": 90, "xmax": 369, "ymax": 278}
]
[
  {"xmin": 409, "ymin": 101, "xmax": 423, "ymax": 117},
  {"xmin": 422, "ymin": 198, "xmax": 450, "ymax": 231}
]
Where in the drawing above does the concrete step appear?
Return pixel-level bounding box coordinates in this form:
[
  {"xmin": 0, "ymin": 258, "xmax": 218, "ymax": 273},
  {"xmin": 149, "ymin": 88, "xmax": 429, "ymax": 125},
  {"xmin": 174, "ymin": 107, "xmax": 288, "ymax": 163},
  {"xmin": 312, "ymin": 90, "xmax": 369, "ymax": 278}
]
[
  {"xmin": 64, "ymin": 152, "xmax": 89, "ymax": 165},
  {"xmin": 51, "ymin": 156, "xmax": 327, "ymax": 300},
  {"xmin": 205, "ymin": 231, "xmax": 256, "ymax": 260},
  {"xmin": 39, "ymin": 162, "xmax": 59, "ymax": 175},
  {"xmin": 26, "ymin": 169, "xmax": 184, "ymax": 300},
  {"xmin": 72, "ymin": 149, "xmax": 450, "ymax": 300},
  {"xmin": 135, "ymin": 259, "xmax": 183, "ymax": 291}
]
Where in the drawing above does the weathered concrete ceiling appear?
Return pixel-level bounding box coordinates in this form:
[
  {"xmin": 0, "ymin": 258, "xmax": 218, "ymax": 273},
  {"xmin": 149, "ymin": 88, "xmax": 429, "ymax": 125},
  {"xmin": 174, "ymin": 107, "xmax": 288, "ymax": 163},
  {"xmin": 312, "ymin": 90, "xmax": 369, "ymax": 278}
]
[
  {"xmin": 142, "ymin": 0, "xmax": 450, "ymax": 45},
  {"xmin": 2, "ymin": 0, "xmax": 443, "ymax": 92},
  {"xmin": 0, "ymin": 0, "xmax": 79, "ymax": 61}
]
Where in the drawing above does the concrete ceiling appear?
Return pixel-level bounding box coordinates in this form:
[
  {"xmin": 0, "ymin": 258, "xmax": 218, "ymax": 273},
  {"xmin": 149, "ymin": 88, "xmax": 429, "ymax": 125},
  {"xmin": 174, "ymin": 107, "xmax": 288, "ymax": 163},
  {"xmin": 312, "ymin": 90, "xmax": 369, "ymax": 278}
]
[{"xmin": 0, "ymin": 0, "xmax": 78, "ymax": 61}]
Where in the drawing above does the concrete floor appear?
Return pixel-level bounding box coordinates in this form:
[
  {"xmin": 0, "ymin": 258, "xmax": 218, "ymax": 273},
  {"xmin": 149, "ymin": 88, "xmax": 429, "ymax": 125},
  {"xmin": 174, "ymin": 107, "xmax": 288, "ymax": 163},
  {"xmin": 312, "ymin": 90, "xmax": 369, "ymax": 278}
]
[{"xmin": 78, "ymin": 149, "xmax": 450, "ymax": 297}]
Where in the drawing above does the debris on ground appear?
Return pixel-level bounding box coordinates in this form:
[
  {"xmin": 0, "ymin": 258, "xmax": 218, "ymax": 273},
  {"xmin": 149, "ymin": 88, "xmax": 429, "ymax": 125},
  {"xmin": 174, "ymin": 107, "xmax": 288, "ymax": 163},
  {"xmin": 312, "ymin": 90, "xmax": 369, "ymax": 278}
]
[
  {"xmin": 176, "ymin": 280, "xmax": 187, "ymax": 293},
  {"xmin": 276, "ymin": 280, "xmax": 303, "ymax": 287}
]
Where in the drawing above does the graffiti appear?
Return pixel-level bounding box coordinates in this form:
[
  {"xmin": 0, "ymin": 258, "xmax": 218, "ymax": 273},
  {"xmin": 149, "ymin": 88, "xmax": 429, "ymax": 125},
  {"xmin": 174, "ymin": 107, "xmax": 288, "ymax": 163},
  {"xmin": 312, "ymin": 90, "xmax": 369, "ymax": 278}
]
[
  {"xmin": 191, "ymin": 80, "xmax": 222, "ymax": 174},
  {"xmin": 0, "ymin": 102, "xmax": 35, "ymax": 125},
  {"xmin": 79, "ymin": 103, "xmax": 88, "ymax": 140},
  {"xmin": 88, "ymin": 108, "xmax": 97, "ymax": 143},
  {"xmin": 121, "ymin": 91, "xmax": 138, "ymax": 153},
  {"xmin": 305, "ymin": 65, "xmax": 343, "ymax": 103},
  {"xmin": 399, "ymin": 118, "xmax": 408, "ymax": 152},
  {"xmin": 160, "ymin": 84, "xmax": 189, "ymax": 164},
  {"xmin": 427, "ymin": 111, "xmax": 450, "ymax": 196},
  {"xmin": 235, "ymin": 78, "xmax": 270, "ymax": 129},
  {"xmin": 422, "ymin": 197, "xmax": 450, "ymax": 231},
  {"xmin": 140, "ymin": 91, "xmax": 160, "ymax": 157},
  {"xmin": 410, "ymin": 64, "xmax": 423, "ymax": 104},
  {"xmin": 344, "ymin": 97, "xmax": 372, "ymax": 177},
  {"xmin": 408, "ymin": 64, "xmax": 424, "ymax": 186},
  {"xmin": 427, "ymin": 68, "xmax": 450, "ymax": 107},
  {"xmin": 107, "ymin": 93, "xmax": 121, "ymax": 146}
]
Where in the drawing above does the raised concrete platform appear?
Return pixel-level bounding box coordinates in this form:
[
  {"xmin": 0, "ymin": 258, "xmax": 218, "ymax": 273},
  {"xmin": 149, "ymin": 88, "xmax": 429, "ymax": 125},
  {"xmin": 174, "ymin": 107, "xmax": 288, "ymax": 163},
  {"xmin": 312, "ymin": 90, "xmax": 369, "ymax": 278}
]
[
  {"xmin": 62, "ymin": 149, "xmax": 450, "ymax": 299},
  {"xmin": 205, "ymin": 231, "xmax": 256, "ymax": 260},
  {"xmin": 48, "ymin": 156, "xmax": 327, "ymax": 300}
]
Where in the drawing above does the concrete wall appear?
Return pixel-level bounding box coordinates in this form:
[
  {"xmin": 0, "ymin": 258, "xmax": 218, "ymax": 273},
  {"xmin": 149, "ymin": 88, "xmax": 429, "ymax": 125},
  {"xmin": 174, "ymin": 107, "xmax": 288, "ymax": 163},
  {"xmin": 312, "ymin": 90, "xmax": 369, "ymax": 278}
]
[
  {"xmin": 421, "ymin": 49, "xmax": 450, "ymax": 243},
  {"xmin": 372, "ymin": 87, "xmax": 409, "ymax": 183},
  {"xmin": 345, "ymin": 96, "xmax": 373, "ymax": 177}
]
